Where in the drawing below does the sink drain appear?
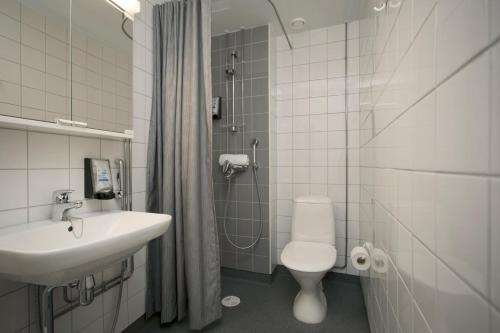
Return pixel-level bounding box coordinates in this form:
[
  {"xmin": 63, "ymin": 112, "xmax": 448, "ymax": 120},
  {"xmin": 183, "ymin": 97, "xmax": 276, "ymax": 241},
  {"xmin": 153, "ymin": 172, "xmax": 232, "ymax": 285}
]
[{"xmin": 221, "ymin": 295, "xmax": 240, "ymax": 307}]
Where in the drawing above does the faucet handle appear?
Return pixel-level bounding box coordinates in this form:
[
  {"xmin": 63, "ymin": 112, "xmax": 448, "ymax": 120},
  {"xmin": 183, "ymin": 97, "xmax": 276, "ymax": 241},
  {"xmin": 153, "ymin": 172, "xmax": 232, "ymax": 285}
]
[{"xmin": 53, "ymin": 189, "xmax": 74, "ymax": 204}]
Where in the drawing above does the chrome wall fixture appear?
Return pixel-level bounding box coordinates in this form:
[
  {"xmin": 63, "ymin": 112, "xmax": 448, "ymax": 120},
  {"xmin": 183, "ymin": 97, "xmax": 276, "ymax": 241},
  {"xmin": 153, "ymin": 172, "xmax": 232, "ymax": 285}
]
[
  {"xmin": 115, "ymin": 140, "xmax": 133, "ymax": 211},
  {"xmin": 334, "ymin": 22, "xmax": 349, "ymax": 270},
  {"xmin": 225, "ymin": 50, "xmax": 238, "ymax": 133}
]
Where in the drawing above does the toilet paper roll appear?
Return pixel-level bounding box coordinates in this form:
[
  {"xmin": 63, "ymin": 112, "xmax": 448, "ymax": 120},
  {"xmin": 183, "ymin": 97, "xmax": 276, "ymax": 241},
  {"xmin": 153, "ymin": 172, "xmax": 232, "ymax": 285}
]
[
  {"xmin": 371, "ymin": 248, "xmax": 388, "ymax": 273},
  {"xmin": 351, "ymin": 246, "xmax": 371, "ymax": 271}
]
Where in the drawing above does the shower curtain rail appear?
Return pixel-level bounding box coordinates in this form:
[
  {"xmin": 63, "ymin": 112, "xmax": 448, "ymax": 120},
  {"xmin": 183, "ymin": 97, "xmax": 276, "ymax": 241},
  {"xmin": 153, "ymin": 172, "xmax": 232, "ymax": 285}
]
[
  {"xmin": 265, "ymin": 0, "xmax": 293, "ymax": 49},
  {"xmin": 334, "ymin": 22, "xmax": 349, "ymax": 270}
]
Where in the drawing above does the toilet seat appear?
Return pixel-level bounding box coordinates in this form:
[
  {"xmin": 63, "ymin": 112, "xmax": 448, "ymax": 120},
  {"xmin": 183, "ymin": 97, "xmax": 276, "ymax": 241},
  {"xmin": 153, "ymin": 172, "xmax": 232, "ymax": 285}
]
[{"xmin": 281, "ymin": 241, "xmax": 337, "ymax": 273}]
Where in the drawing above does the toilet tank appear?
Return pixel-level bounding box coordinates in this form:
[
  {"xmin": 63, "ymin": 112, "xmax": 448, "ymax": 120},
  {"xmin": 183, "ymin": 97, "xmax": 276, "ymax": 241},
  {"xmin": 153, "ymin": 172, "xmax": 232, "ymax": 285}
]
[{"xmin": 291, "ymin": 195, "xmax": 335, "ymax": 245}]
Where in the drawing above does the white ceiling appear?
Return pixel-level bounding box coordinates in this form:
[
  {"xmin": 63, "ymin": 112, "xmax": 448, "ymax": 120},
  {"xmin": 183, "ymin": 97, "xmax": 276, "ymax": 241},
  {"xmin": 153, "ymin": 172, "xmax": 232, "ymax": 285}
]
[{"xmin": 212, "ymin": 0, "xmax": 363, "ymax": 37}]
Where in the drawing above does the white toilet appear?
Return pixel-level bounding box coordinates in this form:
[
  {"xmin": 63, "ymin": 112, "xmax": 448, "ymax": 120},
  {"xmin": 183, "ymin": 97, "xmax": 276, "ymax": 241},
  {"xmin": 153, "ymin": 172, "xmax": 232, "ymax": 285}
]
[{"xmin": 280, "ymin": 195, "xmax": 337, "ymax": 324}]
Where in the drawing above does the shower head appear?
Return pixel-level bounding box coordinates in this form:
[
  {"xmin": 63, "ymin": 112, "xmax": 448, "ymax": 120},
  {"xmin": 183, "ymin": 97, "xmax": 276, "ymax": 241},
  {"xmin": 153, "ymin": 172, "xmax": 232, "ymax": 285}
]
[{"xmin": 251, "ymin": 138, "xmax": 259, "ymax": 147}]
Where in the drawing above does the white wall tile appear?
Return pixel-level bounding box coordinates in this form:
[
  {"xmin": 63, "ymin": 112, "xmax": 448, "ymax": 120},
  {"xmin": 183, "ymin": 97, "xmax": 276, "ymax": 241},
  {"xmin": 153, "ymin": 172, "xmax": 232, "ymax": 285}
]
[
  {"xmin": 358, "ymin": 0, "xmax": 499, "ymax": 331},
  {"xmin": 0, "ymin": 170, "xmax": 27, "ymax": 210},
  {"xmin": 21, "ymin": 66, "xmax": 44, "ymax": 90},
  {"xmin": 435, "ymin": 53, "xmax": 490, "ymax": 174},
  {"xmin": 292, "ymin": 64, "xmax": 309, "ymax": 82},
  {"xmin": 309, "ymin": 62, "xmax": 327, "ymax": 80},
  {"xmin": 132, "ymin": 168, "xmax": 146, "ymax": 193},
  {"xmin": 127, "ymin": 290, "xmax": 145, "ymax": 324},
  {"xmin": 292, "ymin": 31, "xmax": 309, "ymax": 48},
  {"xmin": 28, "ymin": 169, "xmax": 69, "ymax": 206},
  {"xmin": 435, "ymin": 0, "xmax": 489, "ymax": 81},
  {"xmin": 328, "ymin": 41, "xmax": 345, "ymax": 60},
  {"xmin": 0, "ymin": 81, "xmax": 21, "ymax": 109},
  {"xmin": 436, "ymin": 262, "xmax": 490, "ymax": 333},
  {"xmin": 492, "ymin": 43, "xmax": 500, "ymax": 174},
  {"xmin": 411, "ymin": 172, "xmax": 436, "ymax": 250},
  {"xmin": 0, "ymin": 35, "xmax": 20, "ymax": 63},
  {"xmin": 292, "ymin": 98, "xmax": 309, "ymax": 116},
  {"xmin": 0, "ymin": 129, "xmax": 27, "ymax": 169},
  {"xmin": 491, "ymin": 179, "xmax": 500, "ymax": 308},
  {"xmin": 276, "ymin": 67, "xmax": 292, "ymax": 84},
  {"xmin": 0, "ymin": 12, "xmax": 20, "ymax": 41},
  {"xmin": 72, "ymin": 295, "xmax": 103, "ymax": 332},
  {"xmin": 328, "ymin": 24, "xmax": 345, "ymax": 42},
  {"xmin": 28, "ymin": 132, "xmax": 69, "ymax": 169},
  {"xmin": 412, "ymin": 239, "xmax": 437, "ymax": 331},
  {"xmin": 309, "ymin": 44, "xmax": 327, "ymax": 63},
  {"xmin": 69, "ymin": 136, "xmax": 100, "ymax": 168},
  {"xmin": 0, "ymin": 287, "xmax": 29, "ymax": 333},
  {"xmin": 436, "ymin": 174, "xmax": 489, "ymax": 295},
  {"xmin": 292, "ymin": 47, "xmax": 309, "ymax": 65},
  {"xmin": 0, "ymin": 208, "xmax": 27, "ymax": 229},
  {"xmin": 21, "ymin": 24, "xmax": 44, "ymax": 52},
  {"xmin": 21, "ymin": 45, "xmax": 44, "ymax": 71},
  {"xmin": 21, "ymin": 5, "xmax": 44, "ymax": 31},
  {"xmin": 0, "ymin": 0, "xmax": 20, "ymax": 20},
  {"xmin": 101, "ymin": 140, "xmax": 125, "ymax": 162},
  {"xmin": 309, "ymin": 28, "xmax": 327, "ymax": 45},
  {"xmin": 309, "ymin": 79, "xmax": 327, "ymax": 97},
  {"xmin": 292, "ymin": 81, "xmax": 309, "ymax": 99},
  {"xmin": 292, "ymin": 115, "xmax": 309, "ymax": 133}
]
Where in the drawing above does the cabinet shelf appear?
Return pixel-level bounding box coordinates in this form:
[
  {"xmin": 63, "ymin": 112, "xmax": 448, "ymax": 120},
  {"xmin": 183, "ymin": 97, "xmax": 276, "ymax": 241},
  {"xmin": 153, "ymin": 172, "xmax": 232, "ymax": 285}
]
[{"xmin": 0, "ymin": 115, "xmax": 134, "ymax": 141}]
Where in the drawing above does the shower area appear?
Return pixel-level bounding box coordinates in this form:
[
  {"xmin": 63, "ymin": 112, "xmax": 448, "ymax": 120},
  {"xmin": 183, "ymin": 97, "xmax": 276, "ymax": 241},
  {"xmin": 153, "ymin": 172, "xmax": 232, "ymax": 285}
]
[
  {"xmin": 210, "ymin": 0, "xmax": 362, "ymax": 276},
  {"xmin": 211, "ymin": 26, "xmax": 271, "ymax": 274}
]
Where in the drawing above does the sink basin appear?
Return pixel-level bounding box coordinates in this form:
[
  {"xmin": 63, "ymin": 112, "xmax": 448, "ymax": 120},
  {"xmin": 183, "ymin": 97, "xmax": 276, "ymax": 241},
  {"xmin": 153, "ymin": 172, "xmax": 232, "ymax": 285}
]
[{"xmin": 0, "ymin": 210, "xmax": 171, "ymax": 285}]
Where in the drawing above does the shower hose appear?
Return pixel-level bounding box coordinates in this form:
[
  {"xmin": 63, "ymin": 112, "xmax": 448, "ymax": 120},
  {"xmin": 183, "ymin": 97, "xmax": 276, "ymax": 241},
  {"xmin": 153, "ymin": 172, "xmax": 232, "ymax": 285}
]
[{"xmin": 222, "ymin": 165, "xmax": 263, "ymax": 250}]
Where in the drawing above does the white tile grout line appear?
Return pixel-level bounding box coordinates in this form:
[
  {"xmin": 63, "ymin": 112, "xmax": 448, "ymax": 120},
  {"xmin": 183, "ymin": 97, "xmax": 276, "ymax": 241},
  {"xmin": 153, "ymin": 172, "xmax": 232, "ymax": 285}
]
[
  {"xmin": 364, "ymin": 185, "xmax": 500, "ymax": 314},
  {"xmin": 360, "ymin": 30, "xmax": 500, "ymax": 151}
]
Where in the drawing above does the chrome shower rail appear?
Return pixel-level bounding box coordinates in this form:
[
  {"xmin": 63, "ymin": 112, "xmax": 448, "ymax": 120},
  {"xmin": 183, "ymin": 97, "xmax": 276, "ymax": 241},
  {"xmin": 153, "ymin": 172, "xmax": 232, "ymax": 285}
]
[
  {"xmin": 265, "ymin": 0, "xmax": 293, "ymax": 49},
  {"xmin": 334, "ymin": 22, "xmax": 349, "ymax": 270}
]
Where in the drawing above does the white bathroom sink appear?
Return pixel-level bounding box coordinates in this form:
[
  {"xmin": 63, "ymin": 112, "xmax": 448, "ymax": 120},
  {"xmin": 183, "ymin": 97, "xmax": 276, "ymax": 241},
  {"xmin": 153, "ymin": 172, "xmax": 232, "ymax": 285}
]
[{"xmin": 0, "ymin": 211, "xmax": 171, "ymax": 286}]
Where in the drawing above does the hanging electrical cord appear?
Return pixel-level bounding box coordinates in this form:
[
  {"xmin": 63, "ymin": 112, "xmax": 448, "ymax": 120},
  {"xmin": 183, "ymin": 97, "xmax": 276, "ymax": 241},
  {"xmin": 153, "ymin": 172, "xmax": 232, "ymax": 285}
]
[{"xmin": 110, "ymin": 260, "xmax": 127, "ymax": 333}]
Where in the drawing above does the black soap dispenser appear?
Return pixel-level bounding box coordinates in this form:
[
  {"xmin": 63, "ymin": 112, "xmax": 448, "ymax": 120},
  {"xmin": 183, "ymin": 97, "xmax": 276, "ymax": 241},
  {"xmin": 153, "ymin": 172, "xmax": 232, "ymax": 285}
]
[{"xmin": 84, "ymin": 158, "xmax": 116, "ymax": 200}]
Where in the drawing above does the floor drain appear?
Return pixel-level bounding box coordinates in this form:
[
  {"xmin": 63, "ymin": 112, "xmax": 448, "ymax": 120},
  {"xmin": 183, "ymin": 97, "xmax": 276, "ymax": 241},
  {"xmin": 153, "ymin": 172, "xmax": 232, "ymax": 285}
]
[{"xmin": 221, "ymin": 295, "xmax": 240, "ymax": 307}]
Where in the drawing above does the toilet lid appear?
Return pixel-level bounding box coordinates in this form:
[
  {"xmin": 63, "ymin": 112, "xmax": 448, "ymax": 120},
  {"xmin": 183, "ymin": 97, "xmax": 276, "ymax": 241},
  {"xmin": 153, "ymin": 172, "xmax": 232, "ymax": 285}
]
[{"xmin": 281, "ymin": 241, "xmax": 337, "ymax": 272}]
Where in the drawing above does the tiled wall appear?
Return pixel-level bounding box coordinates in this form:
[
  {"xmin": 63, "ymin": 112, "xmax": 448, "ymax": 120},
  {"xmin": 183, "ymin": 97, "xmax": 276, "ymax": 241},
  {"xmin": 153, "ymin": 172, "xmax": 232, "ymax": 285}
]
[
  {"xmin": 358, "ymin": 0, "xmax": 500, "ymax": 332},
  {"xmin": 0, "ymin": 1, "xmax": 153, "ymax": 332},
  {"xmin": 211, "ymin": 26, "xmax": 271, "ymax": 274},
  {"xmin": 0, "ymin": 0, "xmax": 133, "ymax": 132},
  {"xmin": 272, "ymin": 22, "xmax": 361, "ymax": 274}
]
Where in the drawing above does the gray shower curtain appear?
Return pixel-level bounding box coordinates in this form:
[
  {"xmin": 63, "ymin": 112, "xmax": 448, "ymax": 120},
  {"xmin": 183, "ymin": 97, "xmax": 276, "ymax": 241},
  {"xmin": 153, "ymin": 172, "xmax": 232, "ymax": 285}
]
[{"xmin": 145, "ymin": 0, "xmax": 221, "ymax": 330}]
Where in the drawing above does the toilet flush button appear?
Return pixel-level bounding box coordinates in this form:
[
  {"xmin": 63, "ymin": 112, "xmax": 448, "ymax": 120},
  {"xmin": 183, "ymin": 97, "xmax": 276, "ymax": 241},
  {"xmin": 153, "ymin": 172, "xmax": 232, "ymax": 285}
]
[{"xmin": 221, "ymin": 295, "xmax": 241, "ymax": 307}]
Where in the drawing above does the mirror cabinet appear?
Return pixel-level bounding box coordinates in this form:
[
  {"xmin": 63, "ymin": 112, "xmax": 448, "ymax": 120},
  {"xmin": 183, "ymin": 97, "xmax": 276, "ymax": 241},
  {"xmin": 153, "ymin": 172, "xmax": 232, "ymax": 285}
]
[{"xmin": 0, "ymin": 0, "xmax": 134, "ymax": 133}]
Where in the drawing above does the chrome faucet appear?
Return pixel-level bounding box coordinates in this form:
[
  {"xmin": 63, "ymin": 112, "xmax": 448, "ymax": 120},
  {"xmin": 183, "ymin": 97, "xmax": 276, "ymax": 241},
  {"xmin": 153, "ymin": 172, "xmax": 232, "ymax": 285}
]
[{"xmin": 51, "ymin": 190, "xmax": 83, "ymax": 221}]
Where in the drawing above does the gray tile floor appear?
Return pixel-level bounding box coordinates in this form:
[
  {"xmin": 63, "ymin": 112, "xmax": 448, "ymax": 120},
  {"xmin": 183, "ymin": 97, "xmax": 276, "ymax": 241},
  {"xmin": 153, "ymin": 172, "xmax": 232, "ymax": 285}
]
[{"xmin": 130, "ymin": 269, "xmax": 370, "ymax": 333}]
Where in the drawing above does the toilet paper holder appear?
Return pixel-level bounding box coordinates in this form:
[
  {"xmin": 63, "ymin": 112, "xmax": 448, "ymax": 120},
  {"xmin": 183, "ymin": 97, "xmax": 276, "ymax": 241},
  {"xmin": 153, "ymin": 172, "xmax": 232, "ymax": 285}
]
[
  {"xmin": 356, "ymin": 256, "xmax": 367, "ymax": 265},
  {"xmin": 356, "ymin": 242, "xmax": 373, "ymax": 264}
]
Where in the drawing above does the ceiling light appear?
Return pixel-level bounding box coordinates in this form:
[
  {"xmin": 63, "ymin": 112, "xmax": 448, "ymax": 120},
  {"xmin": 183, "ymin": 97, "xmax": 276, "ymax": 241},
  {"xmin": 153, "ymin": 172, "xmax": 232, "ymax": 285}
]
[
  {"xmin": 290, "ymin": 17, "xmax": 306, "ymax": 29},
  {"xmin": 373, "ymin": 1, "xmax": 386, "ymax": 12},
  {"xmin": 106, "ymin": 0, "xmax": 141, "ymax": 21}
]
